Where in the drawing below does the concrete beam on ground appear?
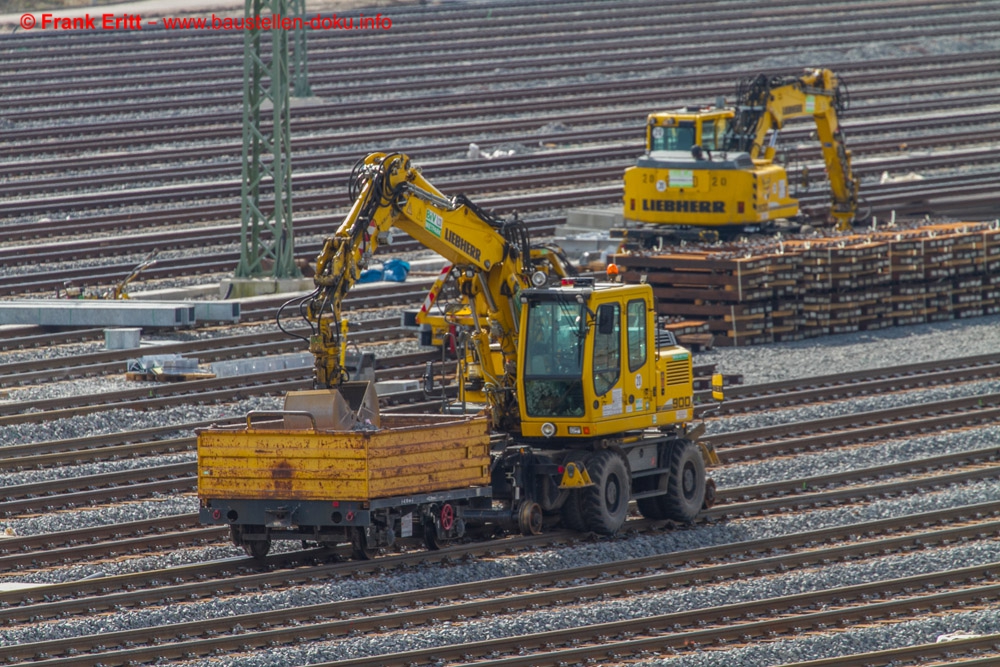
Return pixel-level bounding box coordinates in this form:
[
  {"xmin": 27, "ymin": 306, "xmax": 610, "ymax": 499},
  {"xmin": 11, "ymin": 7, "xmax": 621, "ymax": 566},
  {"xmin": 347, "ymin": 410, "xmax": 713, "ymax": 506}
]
[{"xmin": 0, "ymin": 300, "xmax": 196, "ymax": 327}]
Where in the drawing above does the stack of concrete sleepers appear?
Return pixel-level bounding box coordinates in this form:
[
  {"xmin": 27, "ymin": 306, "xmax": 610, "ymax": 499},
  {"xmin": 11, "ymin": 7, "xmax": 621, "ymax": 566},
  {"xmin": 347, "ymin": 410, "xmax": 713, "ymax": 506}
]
[
  {"xmin": 783, "ymin": 238, "xmax": 892, "ymax": 337},
  {"xmin": 614, "ymin": 220, "xmax": 1000, "ymax": 347},
  {"xmin": 616, "ymin": 250, "xmax": 777, "ymax": 347}
]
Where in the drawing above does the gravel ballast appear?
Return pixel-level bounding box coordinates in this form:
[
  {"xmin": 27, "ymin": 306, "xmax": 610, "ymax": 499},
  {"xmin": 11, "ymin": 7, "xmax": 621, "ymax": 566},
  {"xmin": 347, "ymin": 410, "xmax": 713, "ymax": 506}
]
[{"xmin": 1, "ymin": 303, "xmax": 999, "ymax": 667}]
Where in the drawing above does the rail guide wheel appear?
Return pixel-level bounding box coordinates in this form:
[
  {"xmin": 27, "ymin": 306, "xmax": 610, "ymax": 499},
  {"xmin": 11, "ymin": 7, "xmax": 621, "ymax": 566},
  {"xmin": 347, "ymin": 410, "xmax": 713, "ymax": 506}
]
[{"xmin": 518, "ymin": 501, "xmax": 543, "ymax": 535}]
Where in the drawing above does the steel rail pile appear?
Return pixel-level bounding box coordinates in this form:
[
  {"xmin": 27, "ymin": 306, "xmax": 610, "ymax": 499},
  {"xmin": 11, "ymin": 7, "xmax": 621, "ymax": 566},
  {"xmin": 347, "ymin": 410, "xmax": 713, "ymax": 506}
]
[{"xmin": 617, "ymin": 220, "xmax": 1000, "ymax": 347}]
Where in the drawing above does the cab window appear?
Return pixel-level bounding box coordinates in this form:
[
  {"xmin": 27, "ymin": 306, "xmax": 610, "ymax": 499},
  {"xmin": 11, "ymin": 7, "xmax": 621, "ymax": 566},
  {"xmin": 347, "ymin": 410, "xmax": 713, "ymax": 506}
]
[
  {"xmin": 592, "ymin": 303, "xmax": 620, "ymax": 396},
  {"xmin": 523, "ymin": 300, "xmax": 585, "ymax": 418},
  {"xmin": 627, "ymin": 300, "xmax": 646, "ymax": 372},
  {"xmin": 669, "ymin": 123, "xmax": 695, "ymax": 151},
  {"xmin": 651, "ymin": 122, "xmax": 695, "ymax": 151}
]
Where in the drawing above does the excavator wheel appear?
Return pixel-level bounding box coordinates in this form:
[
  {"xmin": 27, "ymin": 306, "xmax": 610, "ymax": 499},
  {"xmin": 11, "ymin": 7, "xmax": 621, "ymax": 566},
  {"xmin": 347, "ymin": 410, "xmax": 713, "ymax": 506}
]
[
  {"xmin": 661, "ymin": 439, "xmax": 706, "ymax": 523},
  {"xmin": 579, "ymin": 450, "xmax": 630, "ymax": 535}
]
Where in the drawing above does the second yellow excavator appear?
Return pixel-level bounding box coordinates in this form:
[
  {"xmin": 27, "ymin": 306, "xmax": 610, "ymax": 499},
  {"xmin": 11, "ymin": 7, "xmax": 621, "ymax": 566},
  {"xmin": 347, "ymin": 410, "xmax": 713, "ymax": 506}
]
[{"xmin": 621, "ymin": 68, "xmax": 860, "ymax": 245}]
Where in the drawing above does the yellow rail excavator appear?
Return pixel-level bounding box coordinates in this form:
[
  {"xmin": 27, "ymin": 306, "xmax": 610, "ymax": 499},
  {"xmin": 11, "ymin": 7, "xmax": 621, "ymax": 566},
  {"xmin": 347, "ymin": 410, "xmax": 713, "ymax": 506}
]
[
  {"xmin": 198, "ymin": 152, "xmax": 723, "ymax": 559},
  {"xmin": 621, "ymin": 68, "xmax": 861, "ymax": 246},
  {"xmin": 58, "ymin": 250, "xmax": 158, "ymax": 299},
  {"xmin": 403, "ymin": 242, "xmax": 578, "ymax": 353}
]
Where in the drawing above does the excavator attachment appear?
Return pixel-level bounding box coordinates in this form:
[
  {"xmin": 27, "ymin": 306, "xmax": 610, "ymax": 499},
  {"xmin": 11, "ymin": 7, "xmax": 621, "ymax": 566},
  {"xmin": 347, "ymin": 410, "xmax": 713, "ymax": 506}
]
[{"xmin": 283, "ymin": 384, "xmax": 380, "ymax": 431}]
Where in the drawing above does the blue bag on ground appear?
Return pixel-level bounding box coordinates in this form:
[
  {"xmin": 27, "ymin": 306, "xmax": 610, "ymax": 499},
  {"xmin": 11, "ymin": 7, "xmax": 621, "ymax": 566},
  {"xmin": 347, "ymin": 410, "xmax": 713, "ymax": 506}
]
[
  {"xmin": 358, "ymin": 268, "xmax": 383, "ymax": 283},
  {"xmin": 382, "ymin": 259, "xmax": 411, "ymax": 282}
]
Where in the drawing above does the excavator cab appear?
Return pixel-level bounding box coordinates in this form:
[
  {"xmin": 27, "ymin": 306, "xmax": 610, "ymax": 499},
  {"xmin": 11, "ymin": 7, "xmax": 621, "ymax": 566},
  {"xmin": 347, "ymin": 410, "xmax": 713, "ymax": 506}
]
[
  {"xmin": 516, "ymin": 278, "xmax": 694, "ymax": 440},
  {"xmin": 645, "ymin": 107, "xmax": 733, "ymax": 154}
]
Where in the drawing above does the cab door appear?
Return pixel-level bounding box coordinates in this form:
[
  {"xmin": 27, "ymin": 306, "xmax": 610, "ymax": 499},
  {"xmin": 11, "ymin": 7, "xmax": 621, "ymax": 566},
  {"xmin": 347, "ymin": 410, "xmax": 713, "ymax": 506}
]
[
  {"xmin": 624, "ymin": 297, "xmax": 654, "ymax": 417},
  {"xmin": 589, "ymin": 296, "xmax": 653, "ymax": 433}
]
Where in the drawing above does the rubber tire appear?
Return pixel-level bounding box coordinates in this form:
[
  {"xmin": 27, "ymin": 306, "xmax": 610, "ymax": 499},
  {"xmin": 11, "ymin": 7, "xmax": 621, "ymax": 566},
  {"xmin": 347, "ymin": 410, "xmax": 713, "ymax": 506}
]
[
  {"xmin": 634, "ymin": 474, "xmax": 669, "ymax": 520},
  {"xmin": 243, "ymin": 539, "xmax": 270, "ymax": 560},
  {"xmin": 661, "ymin": 440, "xmax": 706, "ymax": 523},
  {"xmin": 579, "ymin": 450, "xmax": 630, "ymax": 535}
]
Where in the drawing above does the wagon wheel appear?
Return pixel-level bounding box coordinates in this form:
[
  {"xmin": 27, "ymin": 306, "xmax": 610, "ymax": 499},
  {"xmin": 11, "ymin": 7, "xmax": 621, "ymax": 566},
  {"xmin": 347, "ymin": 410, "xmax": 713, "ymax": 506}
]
[
  {"xmin": 423, "ymin": 527, "xmax": 443, "ymax": 551},
  {"xmin": 242, "ymin": 539, "xmax": 270, "ymax": 560},
  {"xmin": 351, "ymin": 526, "xmax": 378, "ymax": 560}
]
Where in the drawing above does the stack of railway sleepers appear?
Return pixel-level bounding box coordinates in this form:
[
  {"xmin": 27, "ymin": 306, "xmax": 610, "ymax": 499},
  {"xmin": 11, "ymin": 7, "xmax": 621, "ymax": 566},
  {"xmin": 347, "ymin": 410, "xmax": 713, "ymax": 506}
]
[
  {"xmin": 663, "ymin": 319, "xmax": 714, "ymax": 350},
  {"xmin": 764, "ymin": 250, "xmax": 804, "ymax": 341},
  {"xmin": 980, "ymin": 228, "xmax": 1000, "ymax": 314},
  {"xmin": 782, "ymin": 238, "xmax": 891, "ymax": 337},
  {"xmin": 617, "ymin": 251, "xmax": 775, "ymax": 347},
  {"xmin": 614, "ymin": 220, "xmax": 1000, "ymax": 347},
  {"xmin": 875, "ymin": 222, "xmax": 998, "ymax": 325}
]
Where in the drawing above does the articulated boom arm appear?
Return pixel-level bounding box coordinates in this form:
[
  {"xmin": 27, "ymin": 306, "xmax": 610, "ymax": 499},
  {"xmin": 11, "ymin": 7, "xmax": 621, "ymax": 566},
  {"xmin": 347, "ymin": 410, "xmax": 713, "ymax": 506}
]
[
  {"xmin": 307, "ymin": 152, "xmax": 532, "ymax": 425},
  {"xmin": 726, "ymin": 68, "xmax": 859, "ymax": 230}
]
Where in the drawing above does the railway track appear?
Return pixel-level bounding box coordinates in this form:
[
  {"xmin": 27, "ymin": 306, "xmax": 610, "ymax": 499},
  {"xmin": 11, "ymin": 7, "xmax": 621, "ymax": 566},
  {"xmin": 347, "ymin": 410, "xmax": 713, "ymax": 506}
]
[
  {"xmin": 4, "ymin": 77, "xmax": 1000, "ymax": 201},
  {"xmin": 0, "ymin": 356, "xmax": 995, "ymax": 576},
  {"xmin": 2, "ymin": 2, "xmax": 999, "ymax": 665},
  {"xmin": 1, "ymin": 497, "xmax": 997, "ymax": 666},
  {"xmin": 0, "ymin": 164, "xmax": 994, "ymax": 298}
]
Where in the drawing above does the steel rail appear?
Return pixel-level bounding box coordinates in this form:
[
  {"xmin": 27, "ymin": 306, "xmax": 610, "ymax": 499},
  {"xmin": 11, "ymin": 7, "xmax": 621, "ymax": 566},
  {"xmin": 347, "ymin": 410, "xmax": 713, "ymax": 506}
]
[
  {"xmin": 1, "ymin": 0, "xmax": 974, "ymax": 71},
  {"xmin": 0, "ymin": 497, "xmax": 994, "ymax": 640},
  {"xmin": 775, "ymin": 636, "xmax": 1000, "ymax": 667},
  {"xmin": 715, "ymin": 445, "xmax": 1000, "ymax": 504},
  {"xmin": 5, "ymin": 145, "xmax": 998, "ymax": 234},
  {"xmin": 1, "ymin": 0, "xmax": 971, "ymax": 55},
  {"xmin": 0, "ymin": 319, "xmax": 407, "ymax": 387},
  {"xmin": 705, "ymin": 391, "xmax": 1000, "ymax": 450},
  {"xmin": 7, "ymin": 34, "xmax": 1000, "ymax": 120},
  {"xmin": 705, "ymin": 464, "xmax": 1000, "ymax": 522},
  {"xmin": 14, "ymin": 529, "xmax": 1000, "ymax": 667},
  {"xmin": 0, "ymin": 326, "xmax": 105, "ymax": 348},
  {"xmin": 0, "ymin": 417, "xmax": 994, "ymax": 572},
  {"xmin": 700, "ymin": 358, "xmax": 1000, "ymax": 416},
  {"xmin": 5, "ymin": 108, "xmax": 999, "ymax": 202},
  {"xmin": 318, "ymin": 565, "xmax": 1000, "ymax": 667},
  {"xmin": 5, "ymin": 91, "xmax": 1000, "ymax": 184},
  {"xmin": 6, "ymin": 56, "xmax": 1000, "ymax": 154}
]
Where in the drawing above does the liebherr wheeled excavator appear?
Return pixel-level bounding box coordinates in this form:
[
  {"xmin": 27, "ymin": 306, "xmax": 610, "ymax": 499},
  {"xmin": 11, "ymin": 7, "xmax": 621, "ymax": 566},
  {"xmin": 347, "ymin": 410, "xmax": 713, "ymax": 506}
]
[
  {"xmin": 621, "ymin": 68, "xmax": 861, "ymax": 245},
  {"xmin": 198, "ymin": 153, "xmax": 722, "ymax": 559}
]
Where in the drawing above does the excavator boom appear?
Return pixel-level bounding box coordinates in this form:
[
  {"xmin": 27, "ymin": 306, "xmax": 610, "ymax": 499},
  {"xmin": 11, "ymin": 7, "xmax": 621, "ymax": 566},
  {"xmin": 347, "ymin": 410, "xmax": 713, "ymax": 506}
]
[{"xmin": 295, "ymin": 152, "xmax": 535, "ymax": 428}]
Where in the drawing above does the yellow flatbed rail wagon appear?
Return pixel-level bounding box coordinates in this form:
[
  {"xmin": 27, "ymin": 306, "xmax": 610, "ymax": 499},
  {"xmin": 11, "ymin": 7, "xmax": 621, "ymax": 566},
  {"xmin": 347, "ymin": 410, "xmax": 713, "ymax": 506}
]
[{"xmin": 199, "ymin": 406, "xmax": 493, "ymax": 559}]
